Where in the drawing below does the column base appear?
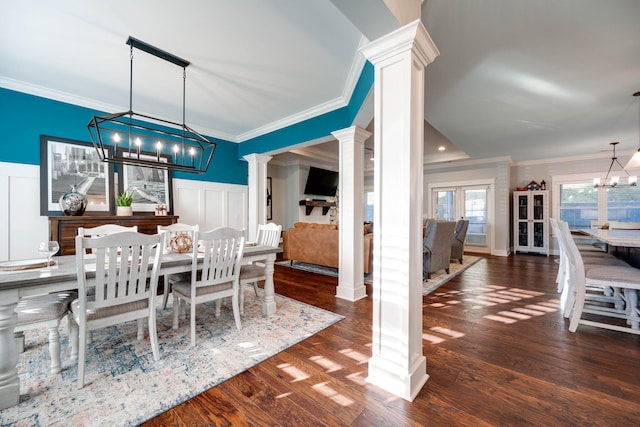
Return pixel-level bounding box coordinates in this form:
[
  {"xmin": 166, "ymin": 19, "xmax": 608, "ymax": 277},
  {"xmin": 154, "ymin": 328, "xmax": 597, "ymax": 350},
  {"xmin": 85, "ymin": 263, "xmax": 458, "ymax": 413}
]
[
  {"xmin": 366, "ymin": 354, "xmax": 428, "ymax": 402},
  {"xmin": 336, "ymin": 283, "xmax": 367, "ymax": 301}
]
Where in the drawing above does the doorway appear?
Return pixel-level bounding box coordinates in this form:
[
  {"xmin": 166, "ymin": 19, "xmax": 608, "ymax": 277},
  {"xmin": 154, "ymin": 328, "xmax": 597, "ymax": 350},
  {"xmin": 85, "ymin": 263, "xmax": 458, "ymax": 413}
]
[{"xmin": 429, "ymin": 182, "xmax": 493, "ymax": 253}]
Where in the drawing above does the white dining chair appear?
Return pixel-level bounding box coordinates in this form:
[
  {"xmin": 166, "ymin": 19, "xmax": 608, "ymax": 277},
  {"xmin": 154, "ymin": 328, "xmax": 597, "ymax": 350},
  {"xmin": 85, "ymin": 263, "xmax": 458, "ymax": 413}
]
[
  {"xmin": 14, "ymin": 290, "xmax": 78, "ymax": 374},
  {"xmin": 157, "ymin": 223, "xmax": 199, "ymax": 309},
  {"xmin": 239, "ymin": 223, "xmax": 281, "ymax": 314},
  {"xmin": 77, "ymin": 224, "xmax": 138, "ymax": 254},
  {"xmin": 554, "ymin": 219, "xmax": 629, "ymax": 318},
  {"xmin": 170, "ymin": 227, "xmax": 245, "ymax": 347},
  {"xmin": 72, "ymin": 231, "xmax": 163, "ymax": 388},
  {"xmin": 556, "ymin": 220, "xmax": 640, "ymax": 334}
]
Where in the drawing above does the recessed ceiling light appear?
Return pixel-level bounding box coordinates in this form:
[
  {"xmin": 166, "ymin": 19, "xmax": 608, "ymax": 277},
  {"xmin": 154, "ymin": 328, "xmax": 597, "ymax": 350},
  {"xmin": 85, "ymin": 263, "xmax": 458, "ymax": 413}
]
[{"xmin": 438, "ymin": 146, "xmax": 446, "ymax": 151}]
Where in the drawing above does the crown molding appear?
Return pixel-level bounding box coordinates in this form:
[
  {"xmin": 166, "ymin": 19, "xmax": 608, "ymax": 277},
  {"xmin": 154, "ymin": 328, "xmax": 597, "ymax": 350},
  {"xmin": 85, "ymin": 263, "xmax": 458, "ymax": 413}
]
[
  {"xmin": 235, "ymin": 49, "xmax": 367, "ymax": 143},
  {"xmin": 513, "ymin": 149, "xmax": 636, "ymax": 167},
  {"xmin": 425, "ymin": 155, "xmax": 513, "ymax": 171},
  {"xmin": 1, "ymin": 77, "xmax": 237, "ymax": 143},
  {"xmin": 2, "ymin": 46, "xmax": 368, "ymax": 146}
]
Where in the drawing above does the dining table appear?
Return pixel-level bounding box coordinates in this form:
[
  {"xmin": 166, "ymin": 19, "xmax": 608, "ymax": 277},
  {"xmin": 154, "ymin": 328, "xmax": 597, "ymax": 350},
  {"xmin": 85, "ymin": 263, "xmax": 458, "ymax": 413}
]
[
  {"xmin": 577, "ymin": 227, "xmax": 640, "ymax": 248},
  {"xmin": 577, "ymin": 227, "xmax": 640, "ymax": 270},
  {"xmin": 0, "ymin": 244, "xmax": 281, "ymax": 410}
]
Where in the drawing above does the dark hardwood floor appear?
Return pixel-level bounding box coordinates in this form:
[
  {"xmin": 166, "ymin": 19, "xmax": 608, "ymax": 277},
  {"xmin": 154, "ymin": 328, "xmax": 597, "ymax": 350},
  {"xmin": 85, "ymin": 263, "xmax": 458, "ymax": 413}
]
[{"xmin": 142, "ymin": 254, "xmax": 640, "ymax": 426}]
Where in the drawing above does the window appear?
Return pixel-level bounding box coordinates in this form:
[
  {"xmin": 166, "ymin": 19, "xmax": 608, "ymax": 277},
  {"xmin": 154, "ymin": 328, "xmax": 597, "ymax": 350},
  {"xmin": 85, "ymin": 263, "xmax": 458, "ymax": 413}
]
[
  {"xmin": 555, "ymin": 175, "xmax": 640, "ymax": 229},
  {"xmin": 559, "ymin": 183, "xmax": 598, "ymax": 228},
  {"xmin": 364, "ymin": 192, "xmax": 374, "ymax": 222},
  {"xmin": 607, "ymin": 186, "xmax": 640, "ymax": 222}
]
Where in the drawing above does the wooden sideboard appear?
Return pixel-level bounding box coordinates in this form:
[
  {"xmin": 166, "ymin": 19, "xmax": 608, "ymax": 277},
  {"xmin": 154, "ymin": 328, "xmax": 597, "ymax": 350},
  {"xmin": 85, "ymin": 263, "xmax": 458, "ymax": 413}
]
[{"xmin": 49, "ymin": 215, "xmax": 179, "ymax": 255}]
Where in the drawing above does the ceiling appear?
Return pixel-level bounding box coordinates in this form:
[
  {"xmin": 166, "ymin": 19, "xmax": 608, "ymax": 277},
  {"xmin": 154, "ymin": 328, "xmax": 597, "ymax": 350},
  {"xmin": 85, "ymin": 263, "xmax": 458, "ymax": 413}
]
[{"xmin": 2, "ymin": 0, "xmax": 639, "ymax": 167}]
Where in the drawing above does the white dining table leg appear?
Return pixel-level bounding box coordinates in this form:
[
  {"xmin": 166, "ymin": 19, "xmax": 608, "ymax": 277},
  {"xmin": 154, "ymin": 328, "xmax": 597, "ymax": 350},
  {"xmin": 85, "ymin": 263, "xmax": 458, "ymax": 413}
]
[
  {"xmin": 261, "ymin": 253, "xmax": 277, "ymax": 317},
  {"xmin": 0, "ymin": 289, "xmax": 20, "ymax": 410}
]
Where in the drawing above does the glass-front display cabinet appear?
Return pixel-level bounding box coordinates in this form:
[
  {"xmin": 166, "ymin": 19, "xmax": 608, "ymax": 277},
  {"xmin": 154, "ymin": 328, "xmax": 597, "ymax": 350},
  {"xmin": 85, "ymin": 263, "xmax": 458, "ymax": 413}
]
[{"xmin": 513, "ymin": 190, "xmax": 549, "ymax": 255}]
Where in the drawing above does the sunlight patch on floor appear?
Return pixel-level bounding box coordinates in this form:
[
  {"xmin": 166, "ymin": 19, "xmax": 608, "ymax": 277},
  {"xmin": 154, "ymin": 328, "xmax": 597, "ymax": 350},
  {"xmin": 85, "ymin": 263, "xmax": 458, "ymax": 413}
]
[
  {"xmin": 339, "ymin": 348, "xmax": 369, "ymax": 364},
  {"xmin": 422, "ymin": 333, "xmax": 446, "ymax": 344},
  {"xmin": 430, "ymin": 326, "xmax": 465, "ymax": 339},
  {"xmin": 524, "ymin": 303, "xmax": 557, "ymax": 313},
  {"xmin": 309, "ymin": 355, "xmax": 344, "ymax": 372},
  {"xmin": 277, "ymin": 362, "xmax": 310, "ymax": 382},
  {"xmin": 512, "ymin": 307, "xmax": 547, "ymax": 316},
  {"xmin": 484, "ymin": 314, "xmax": 518, "ymax": 324},
  {"xmin": 346, "ymin": 371, "xmax": 368, "ymax": 386},
  {"xmin": 312, "ymin": 381, "xmax": 354, "ymax": 406},
  {"xmin": 497, "ymin": 310, "xmax": 531, "ymax": 320}
]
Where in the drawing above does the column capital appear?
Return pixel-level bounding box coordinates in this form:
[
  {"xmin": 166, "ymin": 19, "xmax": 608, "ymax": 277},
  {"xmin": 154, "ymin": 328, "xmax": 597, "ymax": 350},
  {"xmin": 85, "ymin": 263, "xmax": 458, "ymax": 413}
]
[
  {"xmin": 332, "ymin": 126, "xmax": 372, "ymax": 145},
  {"xmin": 242, "ymin": 153, "xmax": 273, "ymax": 165},
  {"xmin": 360, "ymin": 19, "xmax": 439, "ymax": 67}
]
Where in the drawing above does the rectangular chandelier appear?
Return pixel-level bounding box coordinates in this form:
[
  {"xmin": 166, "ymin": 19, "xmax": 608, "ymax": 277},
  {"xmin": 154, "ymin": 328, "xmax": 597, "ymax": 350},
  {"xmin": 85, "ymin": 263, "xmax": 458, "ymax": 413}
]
[{"xmin": 87, "ymin": 37, "xmax": 215, "ymax": 173}]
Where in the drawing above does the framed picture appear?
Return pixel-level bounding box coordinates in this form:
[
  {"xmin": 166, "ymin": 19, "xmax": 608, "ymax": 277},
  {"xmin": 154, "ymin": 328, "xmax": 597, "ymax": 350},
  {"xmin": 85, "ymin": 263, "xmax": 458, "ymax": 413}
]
[
  {"xmin": 267, "ymin": 176, "xmax": 273, "ymax": 220},
  {"xmin": 118, "ymin": 149, "xmax": 173, "ymax": 214},
  {"xmin": 40, "ymin": 135, "xmax": 115, "ymax": 216}
]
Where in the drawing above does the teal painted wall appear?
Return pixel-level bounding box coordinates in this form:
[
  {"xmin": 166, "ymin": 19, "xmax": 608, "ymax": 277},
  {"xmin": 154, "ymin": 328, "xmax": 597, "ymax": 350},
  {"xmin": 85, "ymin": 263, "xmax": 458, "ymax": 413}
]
[
  {"xmin": 1, "ymin": 61, "xmax": 373, "ymax": 183},
  {"xmin": 0, "ymin": 88, "xmax": 247, "ymax": 185},
  {"xmin": 237, "ymin": 61, "xmax": 374, "ymax": 157}
]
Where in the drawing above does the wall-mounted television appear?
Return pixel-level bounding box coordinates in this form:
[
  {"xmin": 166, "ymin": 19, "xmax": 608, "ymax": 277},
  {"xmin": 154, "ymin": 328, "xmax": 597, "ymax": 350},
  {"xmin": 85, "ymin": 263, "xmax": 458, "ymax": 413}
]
[{"xmin": 303, "ymin": 166, "xmax": 339, "ymax": 197}]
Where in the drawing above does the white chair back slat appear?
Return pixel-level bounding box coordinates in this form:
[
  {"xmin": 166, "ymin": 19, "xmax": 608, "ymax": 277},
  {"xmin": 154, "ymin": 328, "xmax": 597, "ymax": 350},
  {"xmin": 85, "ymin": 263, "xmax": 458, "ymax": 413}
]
[
  {"xmin": 158, "ymin": 223, "xmax": 199, "ymax": 253},
  {"xmin": 196, "ymin": 228, "xmax": 244, "ymax": 287},
  {"xmin": 78, "ymin": 224, "xmax": 139, "ymax": 254},
  {"xmin": 76, "ymin": 232, "xmax": 163, "ymax": 310},
  {"xmin": 256, "ymin": 223, "xmax": 281, "ymax": 248}
]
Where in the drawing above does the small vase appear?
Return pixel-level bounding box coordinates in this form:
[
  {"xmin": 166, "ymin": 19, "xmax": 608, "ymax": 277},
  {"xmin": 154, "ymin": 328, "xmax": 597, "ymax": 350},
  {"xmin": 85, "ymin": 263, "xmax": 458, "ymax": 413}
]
[
  {"xmin": 59, "ymin": 185, "xmax": 87, "ymax": 216},
  {"xmin": 116, "ymin": 206, "xmax": 133, "ymax": 216}
]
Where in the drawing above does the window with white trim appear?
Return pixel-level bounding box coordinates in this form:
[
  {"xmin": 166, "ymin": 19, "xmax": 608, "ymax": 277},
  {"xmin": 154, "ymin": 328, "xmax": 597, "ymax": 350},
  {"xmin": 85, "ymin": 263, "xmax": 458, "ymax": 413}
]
[{"xmin": 553, "ymin": 174, "xmax": 640, "ymax": 229}]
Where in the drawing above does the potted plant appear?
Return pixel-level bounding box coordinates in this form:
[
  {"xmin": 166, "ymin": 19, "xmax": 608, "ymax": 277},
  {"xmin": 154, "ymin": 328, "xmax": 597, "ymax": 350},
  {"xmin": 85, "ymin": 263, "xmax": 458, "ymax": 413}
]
[{"xmin": 116, "ymin": 190, "xmax": 134, "ymax": 216}]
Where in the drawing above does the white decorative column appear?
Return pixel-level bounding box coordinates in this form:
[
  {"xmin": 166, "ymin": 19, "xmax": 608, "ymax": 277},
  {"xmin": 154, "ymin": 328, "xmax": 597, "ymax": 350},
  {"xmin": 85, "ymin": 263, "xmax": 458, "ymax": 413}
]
[
  {"xmin": 332, "ymin": 126, "xmax": 371, "ymax": 302},
  {"xmin": 242, "ymin": 154, "xmax": 272, "ymax": 242},
  {"xmin": 361, "ymin": 20, "xmax": 440, "ymax": 401}
]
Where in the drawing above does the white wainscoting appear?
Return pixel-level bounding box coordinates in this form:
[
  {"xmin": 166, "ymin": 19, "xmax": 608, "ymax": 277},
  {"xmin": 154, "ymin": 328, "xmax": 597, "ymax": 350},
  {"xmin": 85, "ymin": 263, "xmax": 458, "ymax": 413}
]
[
  {"xmin": 0, "ymin": 163, "xmax": 248, "ymax": 261},
  {"xmin": 172, "ymin": 178, "xmax": 248, "ymax": 234},
  {"xmin": 0, "ymin": 162, "xmax": 49, "ymax": 260}
]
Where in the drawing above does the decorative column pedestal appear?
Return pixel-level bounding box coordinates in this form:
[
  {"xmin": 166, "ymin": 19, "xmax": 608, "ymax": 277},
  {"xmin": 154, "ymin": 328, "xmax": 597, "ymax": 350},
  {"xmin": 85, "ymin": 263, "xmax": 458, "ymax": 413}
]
[
  {"xmin": 332, "ymin": 126, "xmax": 370, "ymax": 302},
  {"xmin": 361, "ymin": 20, "xmax": 440, "ymax": 402},
  {"xmin": 243, "ymin": 154, "xmax": 272, "ymax": 242}
]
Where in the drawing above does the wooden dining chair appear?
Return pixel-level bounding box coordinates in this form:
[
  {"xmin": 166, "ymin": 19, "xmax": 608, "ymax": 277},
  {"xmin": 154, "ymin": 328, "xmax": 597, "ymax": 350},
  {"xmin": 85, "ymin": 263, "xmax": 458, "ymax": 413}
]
[
  {"xmin": 157, "ymin": 223, "xmax": 199, "ymax": 309},
  {"xmin": 170, "ymin": 227, "xmax": 245, "ymax": 347},
  {"xmin": 72, "ymin": 231, "xmax": 163, "ymax": 388},
  {"xmin": 239, "ymin": 223, "xmax": 282, "ymax": 314}
]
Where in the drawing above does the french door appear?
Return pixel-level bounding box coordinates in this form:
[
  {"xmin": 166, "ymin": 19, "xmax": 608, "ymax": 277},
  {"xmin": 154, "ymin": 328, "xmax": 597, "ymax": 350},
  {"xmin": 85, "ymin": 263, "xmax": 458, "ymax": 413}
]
[{"xmin": 432, "ymin": 185, "xmax": 491, "ymax": 251}]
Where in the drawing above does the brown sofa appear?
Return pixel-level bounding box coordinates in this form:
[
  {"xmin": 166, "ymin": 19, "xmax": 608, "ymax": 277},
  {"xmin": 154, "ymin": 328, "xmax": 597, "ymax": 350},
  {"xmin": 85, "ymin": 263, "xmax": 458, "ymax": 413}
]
[{"xmin": 282, "ymin": 222, "xmax": 373, "ymax": 273}]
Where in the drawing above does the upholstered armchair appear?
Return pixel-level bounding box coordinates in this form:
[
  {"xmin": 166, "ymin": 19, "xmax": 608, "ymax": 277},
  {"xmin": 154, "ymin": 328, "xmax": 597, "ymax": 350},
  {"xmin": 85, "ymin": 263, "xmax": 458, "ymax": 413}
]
[
  {"xmin": 423, "ymin": 220, "xmax": 456, "ymax": 279},
  {"xmin": 451, "ymin": 219, "xmax": 470, "ymax": 264}
]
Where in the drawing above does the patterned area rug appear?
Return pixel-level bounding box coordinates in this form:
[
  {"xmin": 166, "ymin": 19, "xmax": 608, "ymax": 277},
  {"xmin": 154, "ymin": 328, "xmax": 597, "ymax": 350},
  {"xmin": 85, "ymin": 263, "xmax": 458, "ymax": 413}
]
[
  {"xmin": 0, "ymin": 290, "xmax": 343, "ymax": 427},
  {"xmin": 281, "ymin": 255, "xmax": 481, "ymax": 295}
]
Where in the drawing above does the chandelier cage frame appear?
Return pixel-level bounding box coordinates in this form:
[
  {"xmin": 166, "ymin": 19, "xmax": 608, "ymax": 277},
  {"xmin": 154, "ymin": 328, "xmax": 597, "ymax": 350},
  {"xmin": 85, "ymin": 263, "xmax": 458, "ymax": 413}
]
[
  {"xmin": 593, "ymin": 141, "xmax": 637, "ymax": 188},
  {"xmin": 87, "ymin": 36, "xmax": 215, "ymax": 173}
]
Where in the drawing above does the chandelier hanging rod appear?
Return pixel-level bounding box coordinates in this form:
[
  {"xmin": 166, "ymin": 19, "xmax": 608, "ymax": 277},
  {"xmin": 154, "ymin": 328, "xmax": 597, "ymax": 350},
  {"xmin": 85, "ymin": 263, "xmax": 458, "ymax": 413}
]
[{"xmin": 126, "ymin": 36, "xmax": 190, "ymax": 68}]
